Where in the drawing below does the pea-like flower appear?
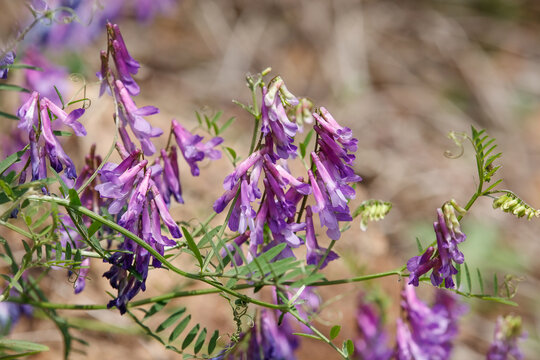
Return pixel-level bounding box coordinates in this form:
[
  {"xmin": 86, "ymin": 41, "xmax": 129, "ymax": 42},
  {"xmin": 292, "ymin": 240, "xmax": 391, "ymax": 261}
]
[
  {"xmin": 171, "ymin": 119, "xmax": 223, "ymax": 176},
  {"xmin": 407, "ymin": 204, "xmax": 466, "ymax": 289},
  {"xmin": 396, "ymin": 284, "xmax": 466, "ymax": 360}
]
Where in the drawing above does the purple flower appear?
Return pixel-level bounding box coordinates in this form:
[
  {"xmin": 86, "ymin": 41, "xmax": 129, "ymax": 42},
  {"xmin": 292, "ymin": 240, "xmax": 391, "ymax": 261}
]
[
  {"xmin": 27, "ymin": 1, "xmax": 178, "ymax": 50},
  {"xmin": 220, "ymin": 233, "xmax": 250, "ymax": 266},
  {"xmin": 96, "ymin": 151, "xmax": 147, "ymax": 214},
  {"xmin": 308, "ymin": 170, "xmax": 341, "ymax": 240},
  {"xmin": 305, "ymin": 206, "xmax": 338, "ymax": 269},
  {"xmin": 0, "ymin": 290, "xmax": 32, "ymax": 336},
  {"xmin": 222, "ymin": 151, "xmax": 262, "ymax": 191},
  {"xmin": 261, "ymin": 83, "xmax": 298, "ymax": 160},
  {"xmin": 355, "ymin": 296, "xmax": 392, "ymax": 360},
  {"xmin": 172, "ymin": 119, "xmax": 223, "ymax": 176},
  {"xmin": 74, "ymin": 258, "xmax": 91, "ymax": 294},
  {"xmin": 0, "ymin": 51, "xmax": 15, "ymax": 79},
  {"xmin": 116, "ymin": 80, "xmax": 162, "ymax": 155},
  {"xmin": 22, "ymin": 48, "xmax": 70, "ymax": 103},
  {"xmin": 17, "ymin": 91, "xmax": 39, "ymax": 133},
  {"xmin": 41, "ymin": 97, "xmax": 86, "ymax": 136},
  {"xmin": 396, "ymin": 284, "xmax": 466, "ymax": 360},
  {"xmin": 118, "ymin": 169, "xmax": 152, "ymax": 231},
  {"xmin": 228, "ymin": 179, "xmax": 257, "ymax": 233},
  {"xmin": 407, "ymin": 205, "xmax": 466, "ymax": 289},
  {"xmin": 149, "ymin": 183, "xmax": 182, "ymax": 238},
  {"xmin": 39, "ymin": 104, "xmax": 78, "ymax": 179},
  {"xmin": 487, "ymin": 315, "xmax": 526, "ymax": 360},
  {"xmin": 257, "ymin": 309, "xmax": 298, "ymax": 360},
  {"xmin": 160, "ymin": 147, "xmax": 183, "ymax": 204}
]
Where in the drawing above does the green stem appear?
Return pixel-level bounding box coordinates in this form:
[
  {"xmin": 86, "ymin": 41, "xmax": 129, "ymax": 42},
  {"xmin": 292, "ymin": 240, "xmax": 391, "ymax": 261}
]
[
  {"xmin": 7, "ymin": 269, "xmax": 401, "ymax": 310},
  {"xmin": 288, "ymin": 310, "xmax": 349, "ymax": 359},
  {"xmin": 25, "ymin": 194, "xmax": 285, "ymax": 311}
]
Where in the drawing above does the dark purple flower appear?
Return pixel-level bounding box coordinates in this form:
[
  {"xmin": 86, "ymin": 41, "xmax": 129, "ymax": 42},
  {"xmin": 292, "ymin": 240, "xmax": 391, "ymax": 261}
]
[
  {"xmin": 487, "ymin": 315, "xmax": 526, "ymax": 360},
  {"xmin": 160, "ymin": 146, "xmax": 183, "ymax": 204},
  {"xmin": 39, "ymin": 104, "xmax": 77, "ymax": 179},
  {"xmin": 0, "ymin": 51, "xmax": 15, "ymax": 79},
  {"xmin": 355, "ymin": 296, "xmax": 392, "ymax": 360},
  {"xmin": 171, "ymin": 119, "xmax": 223, "ymax": 176},
  {"xmin": 407, "ymin": 205, "xmax": 466, "ymax": 289}
]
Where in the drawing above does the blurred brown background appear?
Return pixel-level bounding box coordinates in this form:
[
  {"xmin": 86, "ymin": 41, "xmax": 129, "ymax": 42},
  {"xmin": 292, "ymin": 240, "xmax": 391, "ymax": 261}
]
[{"xmin": 1, "ymin": 0, "xmax": 540, "ymax": 359}]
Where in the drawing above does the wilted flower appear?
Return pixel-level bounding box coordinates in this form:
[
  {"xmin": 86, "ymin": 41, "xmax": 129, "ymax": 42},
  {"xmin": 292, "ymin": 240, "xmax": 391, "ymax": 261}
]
[{"xmin": 487, "ymin": 315, "xmax": 526, "ymax": 360}]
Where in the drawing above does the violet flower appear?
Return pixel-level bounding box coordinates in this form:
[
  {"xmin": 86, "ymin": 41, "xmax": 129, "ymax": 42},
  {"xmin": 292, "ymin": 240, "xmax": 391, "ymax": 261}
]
[
  {"xmin": 396, "ymin": 284, "xmax": 466, "ymax": 360},
  {"xmin": 171, "ymin": 119, "xmax": 223, "ymax": 176},
  {"xmin": 305, "ymin": 206, "xmax": 338, "ymax": 269},
  {"xmin": 487, "ymin": 315, "xmax": 526, "ymax": 360},
  {"xmin": 22, "ymin": 48, "xmax": 70, "ymax": 102},
  {"xmin": 407, "ymin": 205, "xmax": 466, "ymax": 289},
  {"xmin": 104, "ymin": 168, "xmax": 181, "ymax": 313},
  {"xmin": 261, "ymin": 83, "xmax": 298, "ymax": 160},
  {"xmin": 95, "ymin": 151, "xmax": 146, "ymax": 214},
  {"xmin": 0, "ymin": 51, "xmax": 15, "ymax": 79},
  {"xmin": 257, "ymin": 309, "xmax": 298, "ymax": 360},
  {"xmin": 355, "ymin": 296, "xmax": 392, "ymax": 360},
  {"xmin": 27, "ymin": 1, "xmax": 178, "ymax": 50},
  {"xmin": 160, "ymin": 147, "xmax": 183, "ymax": 204},
  {"xmin": 116, "ymin": 80, "xmax": 162, "ymax": 155},
  {"xmin": 39, "ymin": 104, "xmax": 78, "ymax": 179},
  {"xmin": 17, "ymin": 91, "xmax": 39, "ymax": 133},
  {"xmin": 0, "ymin": 290, "xmax": 32, "ymax": 336}
]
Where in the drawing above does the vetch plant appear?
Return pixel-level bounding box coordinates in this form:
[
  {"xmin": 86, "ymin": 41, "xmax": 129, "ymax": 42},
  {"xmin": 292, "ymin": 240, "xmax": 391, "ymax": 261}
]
[{"xmin": 0, "ymin": 8, "xmax": 537, "ymax": 360}]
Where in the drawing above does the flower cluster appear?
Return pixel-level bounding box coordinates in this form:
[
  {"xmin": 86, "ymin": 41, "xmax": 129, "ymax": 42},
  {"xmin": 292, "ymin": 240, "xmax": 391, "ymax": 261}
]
[
  {"xmin": 93, "ymin": 149, "xmax": 183, "ymax": 312},
  {"xmin": 407, "ymin": 202, "xmax": 466, "ymax": 289},
  {"xmin": 355, "ymin": 295, "xmax": 392, "ymax": 360},
  {"xmin": 27, "ymin": 0, "xmax": 179, "ymax": 49},
  {"xmin": 91, "ymin": 23, "xmax": 223, "ymax": 311},
  {"xmin": 214, "ymin": 77, "xmax": 361, "ymax": 268},
  {"xmin": 487, "ymin": 315, "xmax": 527, "ymax": 360},
  {"xmin": 17, "ymin": 91, "xmax": 86, "ymax": 182},
  {"xmin": 396, "ymin": 284, "xmax": 466, "ymax": 360}
]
